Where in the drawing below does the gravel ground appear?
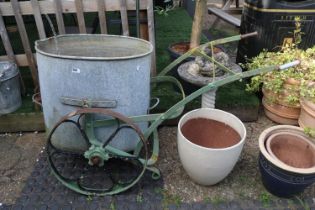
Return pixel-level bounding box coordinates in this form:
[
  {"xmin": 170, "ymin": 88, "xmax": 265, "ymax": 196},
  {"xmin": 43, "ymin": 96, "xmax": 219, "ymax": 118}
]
[
  {"xmin": 1, "ymin": 111, "xmax": 315, "ymax": 208},
  {"xmin": 1, "ymin": 3, "xmax": 314, "ymax": 207},
  {"xmin": 0, "ymin": 132, "xmax": 46, "ymax": 205},
  {"xmin": 156, "ymin": 110, "xmax": 315, "ymax": 205}
]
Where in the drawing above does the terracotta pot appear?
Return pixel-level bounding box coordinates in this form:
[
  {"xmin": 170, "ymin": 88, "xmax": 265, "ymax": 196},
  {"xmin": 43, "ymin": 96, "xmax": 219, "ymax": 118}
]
[
  {"xmin": 262, "ymin": 87, "xmax": 300, "ymax": 108},
  {"xmin": 177, "ymin": 108, "xmax": 246, "ymax": 185},
  {"xmin": 258, "ymin": 125, "xmax": 315, "ymax": 197},
  {"xmin": 262, "ymin": 97, "xmax": 299, "ymax": 125},
  {"xmin": 262, "ymin": 77, "xmax": 301, "ymax": 125},
  {"xmin": 265, "ymin": 132, "xmax": 315, "ymax": 169},
  {"xmin": 262, "ymin": 77, "xmax": 300, "ymax": 110},
  {"xmin": 299, "ymin": 98, "xmax": 315, "ymax": 129},
  {"xmin": 285, "ymin": 77, "xmax": 300, "ymax": 86}
]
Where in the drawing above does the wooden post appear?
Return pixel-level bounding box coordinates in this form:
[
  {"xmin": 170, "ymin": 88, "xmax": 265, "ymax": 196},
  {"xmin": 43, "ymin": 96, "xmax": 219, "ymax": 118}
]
[
  {"xmin": 190, "ymin": 0, "xmax": 207, "ymax": 49},
  {"xmin": 139, "ymin": 10, "xmax": 148, "ymax": 41},
  {"xmin": 97, "ymin": 0, "xmax": 108, "ymax": 34},
  {"xmin": 120, "ymin": 0, "xmax": 129, "ymax": 36},
  {"xmin": 11, "ymin": 0, "xmax": 39, "ymax": 93},
  {"xmin": 146, "ymin": 0, "xmax": 156, "ymax": 76}
]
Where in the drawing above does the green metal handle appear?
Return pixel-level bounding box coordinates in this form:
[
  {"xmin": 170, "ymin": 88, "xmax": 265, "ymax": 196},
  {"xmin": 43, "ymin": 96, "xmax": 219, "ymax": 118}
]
[
  {"xmin": 151, "ymin": 75, "xmax": 186, "ymax": 119},
  {"xmin": 158, "ymin": 32, "xmax": 258, "ymax": 77},
  {"xmin": 143, "ymin": 61, "xmax": 301, "ymax": 140}
]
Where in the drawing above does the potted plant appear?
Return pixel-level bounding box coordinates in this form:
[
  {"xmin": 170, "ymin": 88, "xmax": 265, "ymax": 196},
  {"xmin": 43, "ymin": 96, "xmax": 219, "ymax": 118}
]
[
  {"xmin": 258, "ymin": 125, "xmax": 315, "ymax": 197},
  {"xmin": 246, "ymin": 17, "xmax": 315, "ymax": 125},
  {"xmin": 299, "ymin": 81, "xmax": 315, "ymax": 136},
  {"xmin": 177, "ymin": 108, "xmax": 246, "ymax": 185}
]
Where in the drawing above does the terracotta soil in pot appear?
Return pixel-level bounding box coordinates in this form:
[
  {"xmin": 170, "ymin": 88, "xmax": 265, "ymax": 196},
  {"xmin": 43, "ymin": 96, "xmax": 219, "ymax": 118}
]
[
  {"xmin": 269, "ymin": 134, "xmax": 315, "ymax": 168},
  {"xmin": 181, "ymin": 118, "xmax": 240, "ymax": 148}
]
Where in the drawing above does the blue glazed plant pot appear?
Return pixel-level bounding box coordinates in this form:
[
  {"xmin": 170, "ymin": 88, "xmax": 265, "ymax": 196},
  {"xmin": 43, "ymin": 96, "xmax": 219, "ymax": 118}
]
[
  {"xmin": 258, "ymin": 125, "xmax": 315, "ymax": 197},
  {"xmin": 259, "ymin": 153, "xmax": 315, "ymax": 197}
]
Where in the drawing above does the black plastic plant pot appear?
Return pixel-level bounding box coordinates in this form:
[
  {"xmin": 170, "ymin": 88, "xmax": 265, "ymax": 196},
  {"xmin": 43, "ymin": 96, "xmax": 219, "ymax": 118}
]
[
  {"xmin": 167, "ymin": 42, "xmax": 198, "ymax": 95},
  {"xmin": 167, "ymin": 41, "xmax": 225, "ymax": 63},
  {"xmin": 166, "ymin": 42, "xmax": 225, "ymax": 95},
  {"xmin": 259, "ymin": 153, "xmax": 315, "ymax": 198},
  {"xmin": 167, "ymin": 41, "xmax": 195, "ymax": 62}
]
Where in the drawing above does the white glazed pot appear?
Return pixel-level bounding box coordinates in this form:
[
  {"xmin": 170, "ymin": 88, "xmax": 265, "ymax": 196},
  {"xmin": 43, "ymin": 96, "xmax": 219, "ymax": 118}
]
[{"xmin": 177, "ymin": 108, "xmax": 247, "ymax": 185}]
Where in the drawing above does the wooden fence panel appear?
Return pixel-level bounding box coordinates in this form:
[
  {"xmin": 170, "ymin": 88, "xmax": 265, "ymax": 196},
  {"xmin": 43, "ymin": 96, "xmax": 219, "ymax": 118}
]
[
  {"xmin": 0, "ymin": 11, "xmax": 26, "ymax": 92},
  {"xmin": 11, "ymin": 0, "xmax": 39, "ymax": 92},
  {"xmin": 97, "ymin": 0, "xmax": 107, "ymax": 34},
  {"xmin": 120, "ymin": 0, "xmax": 129, "ymax": 36},
  {"xmin": 54, "ymin": 0, "xmax": 66, "ymax": 34},
  {"xmin": 30, "ymin": 0, "xmax": 46, "ymax": 39},
  {"xmin": 0, "ymin": 0, "xmax": 156, "ymax": 78},
  {"xmin": 75, "ymin": 0, "xmax": 86, "ymax": 33},
  {"xmin": 0, "ymin": 0, "xmax": 148, "ymax": 16}
]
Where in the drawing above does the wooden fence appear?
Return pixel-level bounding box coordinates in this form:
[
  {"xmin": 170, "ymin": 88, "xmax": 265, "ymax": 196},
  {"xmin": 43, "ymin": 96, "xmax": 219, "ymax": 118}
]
[{"xmin": 0, "ymin": 0, "xmax": 156, "ymax": 93}]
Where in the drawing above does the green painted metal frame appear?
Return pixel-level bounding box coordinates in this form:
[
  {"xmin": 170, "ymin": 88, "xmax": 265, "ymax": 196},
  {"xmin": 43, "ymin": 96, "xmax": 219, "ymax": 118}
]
[{"xmin": 47, "ymin": 32, "xmax": 300, "ymax": 196}]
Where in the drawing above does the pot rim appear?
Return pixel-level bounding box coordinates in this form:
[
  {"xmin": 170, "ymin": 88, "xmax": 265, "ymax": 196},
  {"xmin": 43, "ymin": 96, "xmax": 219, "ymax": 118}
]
[
  {"xmin": 262, "ymin": 97, "xmax": 300, "ymax": 119},
  {"xmin": 300, "ymin": 99, "xmax": 315, "ymax": 116},
  {"xmin": 266, "ymin": 131, "xmax": 315, "ymax": 170},
  {"xmin": 178, "ymin": 108, "xmax": 247, "ymax": 151},
  {"xmin": 259, "ymin": 125, "xmax": 315, "ymax": 174},
  {"xmin": 35, "ymin": 34, "xmax": 153, "ymax": 61},
  {"xmin": 167, "ymin": 41, "xmax": 224, "ymax": 54}
]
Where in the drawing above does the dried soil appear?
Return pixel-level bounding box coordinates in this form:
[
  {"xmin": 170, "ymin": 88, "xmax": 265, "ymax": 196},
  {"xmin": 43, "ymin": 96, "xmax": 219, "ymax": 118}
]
[
  {"xmin": 181, "ymin": 118, "xmax": 240, "ymax": 148},
  {"xmin": 269, "ymin": 133, "xmax": 315, "ymax": 168}
]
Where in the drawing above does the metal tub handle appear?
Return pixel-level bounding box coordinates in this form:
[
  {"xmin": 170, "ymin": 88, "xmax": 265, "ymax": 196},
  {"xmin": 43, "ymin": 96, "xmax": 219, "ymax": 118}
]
[{"xmin": 60, "ymin": 96, "xmax": 117, "ymax": 108}]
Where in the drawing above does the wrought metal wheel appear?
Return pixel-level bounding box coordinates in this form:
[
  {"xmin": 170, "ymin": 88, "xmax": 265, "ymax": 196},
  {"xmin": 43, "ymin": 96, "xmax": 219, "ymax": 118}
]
[{"xmin": 46, "ymin": 108, "xmax": 148, "ymax": 195}]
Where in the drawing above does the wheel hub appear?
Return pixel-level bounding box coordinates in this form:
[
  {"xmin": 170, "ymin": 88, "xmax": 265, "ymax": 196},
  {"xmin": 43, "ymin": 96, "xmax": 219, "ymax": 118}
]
[{"xmin": 84, "ymin": 145, "xmax": 110, "ymax": 167}]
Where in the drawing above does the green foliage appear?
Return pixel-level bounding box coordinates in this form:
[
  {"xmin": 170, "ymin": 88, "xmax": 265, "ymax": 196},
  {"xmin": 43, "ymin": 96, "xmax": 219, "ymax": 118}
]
[
  {"xmin": 211, "ymin": 196, "xmax": 225, "ymax": 205},
  {"xmin": 86, "ymin": 195, "xmax": 93, "ymax": 202},
  {"xmin": 110, "ymin": 201, "xmax": 116, "ymax": 210},
  {"xmin": 154, "ymin": 188, "xmax": 182, "ymax": 209},
  {"xmin": 303, "ymin": 127, "xmax": 315, "ymax": 138},
  {"xmin": 246, "ymin": 47, "xmax": 315, "ymax": 92},
  {"xmin": 295, "ymin": 196, "xmax": 311, "ymax": 210},
  {"xmin": 246, "ymin": 17, "xmax": 315, "ymax": 105},
  {"xmin": 259, "ymin": 192, "xmax": 271, "ymax": 208},
  {"xmin": 300, "ymin": 80, "xmax": 315, "ymax": 103},
  {"xmin": 154, "ymin": 5, "xmax": 174, "ymax": 16},
  {"xmin": 136, "ymin": 193, "xmax": 144, "ymax": 203}
]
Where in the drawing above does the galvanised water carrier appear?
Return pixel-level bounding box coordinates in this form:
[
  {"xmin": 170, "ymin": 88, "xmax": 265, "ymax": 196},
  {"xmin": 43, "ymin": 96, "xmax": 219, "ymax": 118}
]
[{"xmin": 35, "ymin": 34, "xmax": 153, "ymax": 152}]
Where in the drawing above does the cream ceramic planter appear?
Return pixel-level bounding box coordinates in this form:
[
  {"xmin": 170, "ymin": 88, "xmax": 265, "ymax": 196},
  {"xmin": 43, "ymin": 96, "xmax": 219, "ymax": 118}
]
[{"xmin": 177, "ymin": 108, "xmax": 247, "ymax": 185}]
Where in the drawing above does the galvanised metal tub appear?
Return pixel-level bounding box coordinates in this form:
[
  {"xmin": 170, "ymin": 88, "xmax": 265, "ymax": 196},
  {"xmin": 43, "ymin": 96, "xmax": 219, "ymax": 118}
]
[{"xmin": 35, "ymin": 34, "xmax": 153, "ymax": 152}]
